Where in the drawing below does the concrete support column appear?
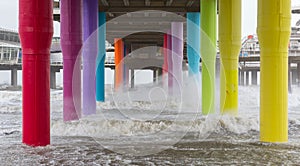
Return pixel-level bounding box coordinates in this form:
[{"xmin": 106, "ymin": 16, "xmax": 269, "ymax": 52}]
[
  {"xmin": 123, "ymin": 44, "xmax": 129, "ymax": 89},
  {"xmin": 114, "ymin": 39, "xmax": 124, "ymax": 90},
  {"xmin": 130, "ymin": 69, "xmax": 135, "ymax": 89},
  {"xmin": 187, "ymin": 12, "xmax": 200, "ymax": 79},
  {"xmin": 292, "ymin": 69, "xmax": 297, "ymax": 85},
  {"xmin": 83, "ymin": 0, "xmax": 98, "ymax": 115},
  {"xmin": 246, "ymin": 71, "xmax": 249, "ymax": 86},
  {"xmin": 219, "ymin": 0, "xmax": 241, "ymax": 115},
  {"xmin": 240, "ymin": 70, "xmax": 244, "ymax": 86},
  {"xmin": 288, "ymin": 62, "xmax": 292, "ymax": 93},
  {"xmin": 251, "ymin": 71, "xmax": 257, "ymax": 85},
  {"xmin": 258, "ymin": 0, "xmax": 290, "ymax": 142},
  {"xmin": 11, "ymin": 68, "xmax": 17, "ymax": 87},
  {"xmin": 171, "ymin": 22, "xmax": 184, "ymax": 96},
  {"xmin": 201, "ymin": 0, "xmax": 217, "ymax": 115},
  {"xmin": 96, "ymin": 12, "xmax": 106, "ymax": 102},
  {"xmin": 19, "ymin": 0, "xmax": 53, "ymax": 146},
  {"xmin": 167, "ymin": 31, "xmax": 173, "ymax": 94},
  {"xmin": 158, "ymin": 68, "xmax": 163, "ymax": 84},
  {"xmin": 61, "ymin": 0, "xmax": 82, "ymax": 121},
  {"xmin": 50, "ymin": 70, "xmax": 56, "ymax": 89},
  {"xmin": 153, "ymin": 69, "xmax": 157, "ymax": 83},
  {"xmin": 163, "ymin": 34, "xmax": 168, "ymax": 87},
  {"xmin": 297, "ymin": 63, "xmax": 300, "ymax": 87}
]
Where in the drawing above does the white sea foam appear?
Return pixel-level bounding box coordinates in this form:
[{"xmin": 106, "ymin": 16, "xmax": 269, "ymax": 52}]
[{"xmin": 0, "ymin": 82, "xmax": 299, "ymax": 139}]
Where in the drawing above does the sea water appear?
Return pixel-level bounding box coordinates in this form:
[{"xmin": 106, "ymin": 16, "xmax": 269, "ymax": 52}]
[{"xmin": 0, "ymin": 72, "xmax": 300, "ymax": 165}]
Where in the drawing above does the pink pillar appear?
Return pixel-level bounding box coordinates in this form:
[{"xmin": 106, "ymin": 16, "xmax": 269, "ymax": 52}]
[
  {"xmin": 171, "ymin": 22, "xmax": 184, "ymax": 96},
  {"xmin": 61, "ymin": 0, "xmax": 82, "ymax": 121},
  {"xmin": 167, "ymin": 31, "xmax": 173, "ymax": 94},
  {"xmin": 163, "ymin": 34, "xmax": 168, "ymax": 86}
]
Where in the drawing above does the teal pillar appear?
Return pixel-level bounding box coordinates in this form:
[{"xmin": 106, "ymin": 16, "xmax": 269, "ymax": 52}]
[
  {"xmin": 96, "ymin": 12, "xmax": 106, "ymax": 101},
  {"xmin": 187, "ymin": 12, "xmax": 200, "ymax": 78}
]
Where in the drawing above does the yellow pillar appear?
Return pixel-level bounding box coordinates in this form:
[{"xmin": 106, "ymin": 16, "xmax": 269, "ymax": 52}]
[
  {"xmin": 258, "ymin": 0, "xmax": 291, "ymax": 142},
  {"xmin": 219, "ymin": 0, "xmax": 241, "ymax": 115}
]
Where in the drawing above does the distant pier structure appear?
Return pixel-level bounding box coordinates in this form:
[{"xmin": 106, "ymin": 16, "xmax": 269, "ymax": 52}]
[
  {"xmin": 237, "ymin": 28, "xmax": 300, "ymax": 92},
  {"xmin": 0, "ymin": 28, "xmax": 63, "ymax": 88}
]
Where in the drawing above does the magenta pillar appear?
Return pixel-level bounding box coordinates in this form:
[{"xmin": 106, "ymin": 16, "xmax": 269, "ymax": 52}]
[
  {"xmin": 61, "ymin": 0, "xmax": 82, "ymax": 121},
  {"xmin": 163, "ymin": 34, "xmax": 168, "ymax": 86},
  {"xmin": 167, "ymin": 31, "xmax": 173, "ymax": 94},
  {"xmin": 171, "ymin": 22, "xmax": 184, "ymax": 95},
  {"xmin": 83, "ymin": 0, "xmax": 98, "ymax": 115}
]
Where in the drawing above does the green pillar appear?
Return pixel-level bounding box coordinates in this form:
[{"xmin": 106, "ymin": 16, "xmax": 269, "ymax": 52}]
[{"xmin": 201, "ymin": 0, "xmax": 217, "ymax": 115}]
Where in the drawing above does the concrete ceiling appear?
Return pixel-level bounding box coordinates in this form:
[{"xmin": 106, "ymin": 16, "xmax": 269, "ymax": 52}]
[{"xmin": 53, "ymin": 0, "xmax": 200, "ymax": 55}]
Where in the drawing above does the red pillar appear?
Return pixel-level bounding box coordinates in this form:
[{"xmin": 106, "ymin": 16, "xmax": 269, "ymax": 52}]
[{"xmin": 19, "ymin": 0, "xmax": 53, "ymax": 146}]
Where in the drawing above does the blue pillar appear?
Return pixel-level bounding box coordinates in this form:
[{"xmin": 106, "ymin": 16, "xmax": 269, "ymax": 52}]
[
  {"xmin": 96, "ymin": 12, "xmax": 106, "ymax": 102},
  {"xmin": 187, "ymin": 12, "xmax": 201, "ymax": 78}
]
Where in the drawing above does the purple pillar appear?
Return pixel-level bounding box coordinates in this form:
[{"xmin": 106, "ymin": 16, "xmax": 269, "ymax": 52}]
[
  {"xmin": 167, "ymin": 31, "xmax": 173, "ymax": 94},
  {"xmin": 171, "ymin": 22, "xmax": 184, "ymax": 96},
  {"xmin": 124, "ymin": 45, "xmax": 130, "ymax": 89},
  {"xmin": 61, "ymin": 0, "xmax": 82, "ymax": 121},
  {"xmin": 83, "ymin": 0, "xmax": 98, "ymax": 115}
]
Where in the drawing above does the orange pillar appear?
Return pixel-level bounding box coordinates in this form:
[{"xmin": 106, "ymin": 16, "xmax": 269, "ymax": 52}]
[{"xmin": 114, "ymin": 38, "xmax": 124, "ymax": 90}]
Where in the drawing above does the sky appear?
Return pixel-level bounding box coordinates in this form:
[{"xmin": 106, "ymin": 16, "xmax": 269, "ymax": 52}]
[{"xmin": 0, "ymin": 0, "xmax": 300, "ymax": 38}]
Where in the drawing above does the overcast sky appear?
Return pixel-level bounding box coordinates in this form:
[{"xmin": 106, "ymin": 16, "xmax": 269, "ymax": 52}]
[{"xmin": 0, "ymin": 0, "xmax": 300, "ymax": 38}]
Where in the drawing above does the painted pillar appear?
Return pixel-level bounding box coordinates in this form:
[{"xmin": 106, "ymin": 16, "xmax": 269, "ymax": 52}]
[
  {"xmin": 96, "ymin": 12, "xmax": 106, "ymax": 102},
  {"xmin": 163, "ymin": 34, "xmax": 168, "ymax": 86},
  {"xmin": 61, "ymin": 0, "xmax": 82, "ymax": 121},
  {"xmin": 201, "ymin": 0, "xmax": 217, "ymax": 115},
  {"xmin": 171, "ymin": 22, "xmax": 184, "ymax": 96},
  {"xmin": 19, "ymin": 0, "xmax": 53, "ymax": 146},
  {"xmin": 258, "ymin": 0, "xmax": 291, "ymax": 142},
  {"xmin": 126, "ymin": 46, "xmax": 130, "ymax": 88},
  {"xmin": 167, "ymin": 31, "xmax": 173, "ymax": 94},
  {"xmin": 219, "ymin": 0, "xmax": 241, "ymax": 115},
  {"xmin": 83, "ymin": 0, "xmax": 98, "ymax": 115},
  {"xmin": 123, "ymin": 44, "xmax": 129, "ymax": 88},
  {"xmin": 187, "ymin": 13, "xmax": 200, "ymax": 79},
  {"xmin": 114, "ymin": 38, "xmax": 124, "ymax": 90}
]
